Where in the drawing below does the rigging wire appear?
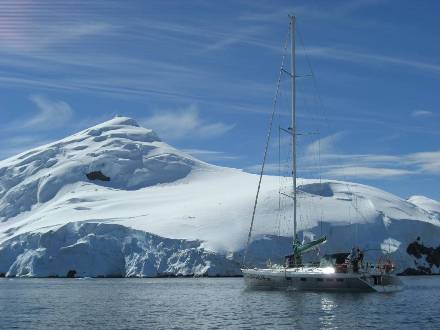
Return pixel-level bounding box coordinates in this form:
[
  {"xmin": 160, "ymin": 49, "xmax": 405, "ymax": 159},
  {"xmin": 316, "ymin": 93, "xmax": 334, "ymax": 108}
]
[
  {"xmin": 278, "ymin": 126, "xmax": 281, "ymax": 212},
  {"xmin": 277, "ymin": 125, "xmax": 282, "ymax": 238},
  {"xmin": 297, "ymin": 25, "xmax": 371, "ymax": 226},
  {"xmin": 242, "ymin": 27, "xmax": 290, "ymax": 268}
]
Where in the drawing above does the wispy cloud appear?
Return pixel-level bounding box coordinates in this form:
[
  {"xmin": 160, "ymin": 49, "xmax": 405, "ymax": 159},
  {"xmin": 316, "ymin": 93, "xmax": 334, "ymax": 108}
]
[
  {"xmin": 201, "ymin": 25, "xmax": 270, "ymax": 52},
  {"xmin": 0, "ymin": 136, "xmax": 53, "ymax": 161},
  {"xmin": 305, "ymin": 132, "xmax": 345, "ymax": 156},
  {"xmin": 0, "ymin": 1, "xmax": 114, "ymax": 53},
  {"xmin": 0, "ymin": 1, "xmax": 280, "ymax": 111},
  {"xmin": 141, "ymin": 105, "xmax": 235, "ymax": 140},
  {"xmin": 244, "ymin": 163, "xmax": 283, "ymax": 175},
  {"xmin": 23, "ymin": 95, "xmax": 73, "ymax": 129},
  {"xmin": 246, "ymin": 150, "xmax": 440, "ymax": 179},
  {"xmin": 246, "ymin": 132, "xmax": 440, "ymax": 179},
  {"xmin": 182, "ymin": 149, "xmax": 241, "ymax": 162},
  {"xmin": 304, "ymin": 133, "xmax": 440, "ymax": 179},
  {"xmin": 323, "ymin": 166, "xmax": 413, "ymax": 179},
  {"xmin": 129, "ymin": 15, "xmax": 282, "ymax": 53},
  {"xmin": 411, "ymin": 110, "xmax": 433, "ymax": 118},
  {"xmin": 302, "ymin": 46, "xmax": 440, "ymax": 74},
  {"xmin": 406, "ymin": 151, "xmax": 440, "ymax": 174},
  {"xmin": 239, "ymin": 0, "xmax": 389, "ymax": 27}
]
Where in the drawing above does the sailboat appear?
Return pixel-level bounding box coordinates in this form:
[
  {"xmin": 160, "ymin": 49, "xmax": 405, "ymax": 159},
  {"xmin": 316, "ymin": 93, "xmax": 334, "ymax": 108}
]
[{"xmin": 241, "ymin": 16, "xmax": 403, "ymax": 293}]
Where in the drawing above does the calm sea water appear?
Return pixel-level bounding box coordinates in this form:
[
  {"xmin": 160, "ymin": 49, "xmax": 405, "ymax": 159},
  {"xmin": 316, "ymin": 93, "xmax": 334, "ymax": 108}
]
[{"xmin": 0, "ymin": 276, "xmax": 438, "ymax": 329}]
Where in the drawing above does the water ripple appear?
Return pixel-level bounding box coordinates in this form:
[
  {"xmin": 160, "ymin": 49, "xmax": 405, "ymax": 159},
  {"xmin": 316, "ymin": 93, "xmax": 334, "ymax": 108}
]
[{"xmin": 0, "ymin": 277, "xmax": 438, "ymax": 329}]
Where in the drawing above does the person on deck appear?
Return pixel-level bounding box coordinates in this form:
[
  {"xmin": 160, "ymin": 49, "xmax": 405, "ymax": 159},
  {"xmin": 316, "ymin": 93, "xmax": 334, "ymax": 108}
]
[
  {"xmin": 350, "ymin": 247, "xmax": 359, "ymax": 272},
  {"xmin": 357, "ymin": 248, "xmax": 364, "ymax": 269}
]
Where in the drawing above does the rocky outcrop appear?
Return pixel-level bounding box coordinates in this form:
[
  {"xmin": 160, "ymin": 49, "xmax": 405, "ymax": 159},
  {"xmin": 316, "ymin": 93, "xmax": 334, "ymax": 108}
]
[{"xmin": 401, "ymin": 237, "xmax": 440, "ymax": 275}]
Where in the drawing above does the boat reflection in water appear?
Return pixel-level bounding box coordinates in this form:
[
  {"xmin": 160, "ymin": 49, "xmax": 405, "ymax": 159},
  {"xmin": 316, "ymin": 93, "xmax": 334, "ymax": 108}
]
[{"xmin": 319, "ymin": 296, "xmax": 337, "ymax": 329}]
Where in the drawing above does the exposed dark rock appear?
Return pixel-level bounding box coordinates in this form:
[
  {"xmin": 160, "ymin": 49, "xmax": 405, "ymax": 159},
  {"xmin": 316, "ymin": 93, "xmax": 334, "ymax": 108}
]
[
  {"xmin": 66, "ymin": 270, "xmax": 76, "ymax": 278},
  {"xmin": 0, "ymin": 272, "xmax": 5, "ymax": 277},
  {"xmin": 86, "ymin": 171, "xmax": 110, "ymax": 182},
  {"xmin": 407, "ymin": 240, "xmax": 440, "ymax": 267},
  {"xmin": 157, "ymin": 273, "xmax": 193, "ymax": 278},
  {"xmin": 427, "ymin": 246, "xmax": 440, "ymax": 268},
  {"xmin": 407, "ymin": 241, "xmax": 424, "ymax": 259},
  {"xmin": 105, "ymin": 274, "xmax": 124, "ymax": 278},
  {"xmin": 399, "ymin": 268, "xmax": 429, "ymax": 276},
  {"xmin": 417, "ymin": 266, "xmax": 432, "ymax": 275}
]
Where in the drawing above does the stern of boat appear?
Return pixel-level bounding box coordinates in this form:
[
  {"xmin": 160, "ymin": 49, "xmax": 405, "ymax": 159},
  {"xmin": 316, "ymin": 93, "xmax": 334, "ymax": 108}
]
[{"xmin": 361, "ymin": 274, "xmax": 404, "ymax": 293}]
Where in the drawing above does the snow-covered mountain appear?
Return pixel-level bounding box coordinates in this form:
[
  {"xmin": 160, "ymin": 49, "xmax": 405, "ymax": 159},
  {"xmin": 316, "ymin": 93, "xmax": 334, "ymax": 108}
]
[{"xmin": 0, "ymin": 117, "xmax": 439, "ymax": 277}]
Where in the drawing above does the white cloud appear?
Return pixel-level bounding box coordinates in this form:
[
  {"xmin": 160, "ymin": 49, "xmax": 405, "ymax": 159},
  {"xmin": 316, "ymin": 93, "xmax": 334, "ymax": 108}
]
[
  {"xmin": 0, "ymin": 0, "xmax": 113, "ymax": 53},
  {"xmin": 305, "ymin": 132, "xmax": 345, "ymax": 157},
  {"xmin": 141, "ymin": 105, "xmax": 235, "ymax": 140},
  {"xmin": 60, "ymin": 23, "xmax": 113, "ymax": 41},
  {"xmin": 182, "ymin": 149, "xmax": 240, "ymax": 162},
  {"xmin": 244, "ymin": 163, "xmax": 283, "ymax": 175},
  {"xmin": 405, "ymin": 151, "xmax": 440, "ymax": 174},
  {"xmin": 246, "ymin": 131, "xmax": 440, "ymax": 179},
  {"xmin": 323, "ymin": 166, "xmax": 413, "ymax": 179},
  {"xmin": 0, "ymin": 136, "xmax": 53, "ymax": 161},
  {"xmin": 24, "ymin": 95, "xmax": 73, "ymax": 129},
  {"xmin": 0, "ymin": 20, "xmax": 112, "ymax": 52},
  {"xmin": 411, "ymin": 110, "xmax": 433, "ymax": 118},
  {"xmin": 239, "ymin": 0, "xmax": 386, "ymax": 25},
  {"xmin": 302, "ymin": 46, "xmax": 440, "ymax": 74},
  {"xmin": 297, "ymin": 133, "xmax": 440, "ymax": 179},
  {"xmin": 318, "ymin": 153, "xmax": 440, "ymax": 179},
  {"xmin": 201, "ymin": 26, "xmax": 267, "ymax": 52}
]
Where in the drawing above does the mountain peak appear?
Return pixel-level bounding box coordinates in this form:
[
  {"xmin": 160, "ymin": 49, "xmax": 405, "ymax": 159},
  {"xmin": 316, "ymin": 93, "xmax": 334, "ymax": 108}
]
[
  {"xmin": 0, "ymin": 116, "xmax": 203, "ymax": 221},
  {"xmin": 100, "ymin": 116, "xmax": 140, "ymax": 128},
  {"xmin": 80, "ymin": 116, "xmax": 161, "ymax": 143}
]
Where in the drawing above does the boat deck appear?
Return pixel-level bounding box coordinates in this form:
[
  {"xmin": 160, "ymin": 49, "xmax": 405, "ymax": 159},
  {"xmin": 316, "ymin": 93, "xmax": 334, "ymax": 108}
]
[{"xmin": 242, "ymin": 267, "xmax": 404, "ymax": 292}]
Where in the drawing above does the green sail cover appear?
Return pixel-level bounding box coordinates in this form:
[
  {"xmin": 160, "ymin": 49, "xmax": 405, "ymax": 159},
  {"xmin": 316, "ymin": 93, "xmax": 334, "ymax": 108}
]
[{"xmin": 293, "ymin": 236, "xmax": 327, "ymax": 256}]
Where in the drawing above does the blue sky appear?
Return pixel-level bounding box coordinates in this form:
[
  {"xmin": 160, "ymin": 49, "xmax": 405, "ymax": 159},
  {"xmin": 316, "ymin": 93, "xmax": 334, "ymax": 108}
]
[{"xmin": 0, "ymin": 0, "xmax": 439, "ymax": 200}]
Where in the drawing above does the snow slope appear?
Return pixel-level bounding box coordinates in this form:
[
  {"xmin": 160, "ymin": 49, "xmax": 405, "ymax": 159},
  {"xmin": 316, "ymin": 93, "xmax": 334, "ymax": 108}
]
[
  {"xmin": 408, "ymin": 195, "xmax": 440, "ymax": 216},
  {"xmin": 0, "ymin": 117, "xmax": 439, "ymax": 277}
]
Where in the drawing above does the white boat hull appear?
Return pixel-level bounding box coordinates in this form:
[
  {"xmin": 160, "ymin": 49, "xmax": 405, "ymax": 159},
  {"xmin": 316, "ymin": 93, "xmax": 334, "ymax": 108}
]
[{"xmin": 242, "ymin": 267, "xmax": 404, "ymax": 293}]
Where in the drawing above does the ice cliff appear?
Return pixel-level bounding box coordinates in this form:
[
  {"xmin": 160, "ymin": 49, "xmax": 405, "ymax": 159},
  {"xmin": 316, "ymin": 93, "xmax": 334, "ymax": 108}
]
[{"xmin": 0, "ymin": 222, "xmax": 239, "ymax": 277}]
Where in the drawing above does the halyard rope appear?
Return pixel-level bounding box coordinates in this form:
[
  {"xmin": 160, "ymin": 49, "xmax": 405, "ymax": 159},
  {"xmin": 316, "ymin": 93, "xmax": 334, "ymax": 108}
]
[{"xmin": 242, "ymin": 25, "xmax": 290, "ymax": 267}]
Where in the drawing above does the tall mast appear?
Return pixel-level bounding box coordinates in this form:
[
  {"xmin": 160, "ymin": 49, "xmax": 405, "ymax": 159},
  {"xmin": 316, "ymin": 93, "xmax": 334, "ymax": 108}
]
[{"xmin": 290, "ymin": 15, "xmax": 297, "ymax": 243}]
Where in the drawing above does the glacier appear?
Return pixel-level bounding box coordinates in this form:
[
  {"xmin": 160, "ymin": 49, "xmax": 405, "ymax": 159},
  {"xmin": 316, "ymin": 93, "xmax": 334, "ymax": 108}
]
[{"xmin": 0, "ymin": 116, "xmax": 439, "ymax": 277}]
